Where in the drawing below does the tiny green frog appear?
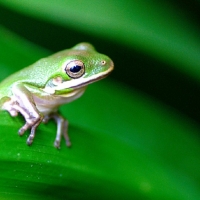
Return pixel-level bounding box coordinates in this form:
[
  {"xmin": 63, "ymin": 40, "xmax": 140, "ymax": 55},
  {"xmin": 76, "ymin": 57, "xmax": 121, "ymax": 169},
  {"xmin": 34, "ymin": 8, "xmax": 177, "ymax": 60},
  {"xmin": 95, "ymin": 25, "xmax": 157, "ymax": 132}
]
[{"xmin": 0, "ymin": 43, "xmax": 114, "ymax": 148}]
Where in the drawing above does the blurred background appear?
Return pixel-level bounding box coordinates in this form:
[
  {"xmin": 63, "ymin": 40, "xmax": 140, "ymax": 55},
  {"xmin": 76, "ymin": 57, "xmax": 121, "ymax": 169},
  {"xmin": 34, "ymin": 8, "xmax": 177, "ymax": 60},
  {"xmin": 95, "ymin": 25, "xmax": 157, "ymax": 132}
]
[
  {"xmin": 0, "ymin": 0, "xmax": 200, "ymax": 199},
  {"xmin": 0, "ymin": 0, "xmax": 200, "ymax": 122}
]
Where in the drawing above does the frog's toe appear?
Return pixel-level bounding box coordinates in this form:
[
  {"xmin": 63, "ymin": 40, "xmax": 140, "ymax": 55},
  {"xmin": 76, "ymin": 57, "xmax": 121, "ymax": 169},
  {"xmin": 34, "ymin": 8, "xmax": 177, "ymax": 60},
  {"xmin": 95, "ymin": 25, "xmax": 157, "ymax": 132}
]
[
  {"xmin": 65, "ymin": 140, "xmax": 71, "ymax": 147},
  {"xmin": 54, "ymin": 140, "xmax": 61, "ymax": 149},
  {"xmin": 10, "ymin": 110, "xmax": 18, "ymax": 117},
  {"xmin": 27, "ymin": 135, "xmax": 34, "ymax": 145},
  {"xmin": 18, "ymin": 123, "xmax": 32, "ymax": 136},
  {"xmin": 18, "ymin": 127, "xmax": 27, "ymax": 136}
]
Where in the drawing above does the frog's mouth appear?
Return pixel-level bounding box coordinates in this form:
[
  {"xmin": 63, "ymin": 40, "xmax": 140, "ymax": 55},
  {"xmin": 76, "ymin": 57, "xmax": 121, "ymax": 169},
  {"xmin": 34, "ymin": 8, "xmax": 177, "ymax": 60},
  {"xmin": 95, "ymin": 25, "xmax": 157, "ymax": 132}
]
[
  {"xmin": 70, "ymin": 70, "xmax": 113, "ymax": 89},
  {"xmin": 57, "ymin": 66, "xmax": 113, "ymax": 90},
  {"xmin": 42, "ymin": 66, "xmax": 113, "ymax": 94}
]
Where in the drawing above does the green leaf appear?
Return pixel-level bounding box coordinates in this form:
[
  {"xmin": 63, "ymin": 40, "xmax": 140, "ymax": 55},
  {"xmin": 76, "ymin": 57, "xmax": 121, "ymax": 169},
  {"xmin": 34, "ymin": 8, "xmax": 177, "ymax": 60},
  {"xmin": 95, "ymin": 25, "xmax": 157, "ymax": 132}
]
[{"xmin": 0, "ymin": 26, "xmax": 200, "ymax": 199}]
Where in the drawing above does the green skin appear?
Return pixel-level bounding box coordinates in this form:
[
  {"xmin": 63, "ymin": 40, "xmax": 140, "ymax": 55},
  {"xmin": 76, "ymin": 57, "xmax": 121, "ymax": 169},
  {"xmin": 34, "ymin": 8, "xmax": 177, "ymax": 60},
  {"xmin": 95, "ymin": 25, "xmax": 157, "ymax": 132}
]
[{"xmin": 0, "ymin": 43, "xmax": 114, "ymax": 148}]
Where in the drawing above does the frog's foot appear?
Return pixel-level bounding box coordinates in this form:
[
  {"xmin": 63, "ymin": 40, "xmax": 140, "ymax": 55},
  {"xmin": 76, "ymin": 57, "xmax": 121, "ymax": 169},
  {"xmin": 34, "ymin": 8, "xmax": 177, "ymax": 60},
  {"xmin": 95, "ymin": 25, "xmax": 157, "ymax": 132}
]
[
  {"xmin": 53, "ymin": 114, "xmax": 71, "ymax": 148},
  {"xmin": 18, "ymin": 112, "xmax": 42, "ymax": 136},
  {"xmin": 54, "ymin": 118, "xmax": 71, "ymax": 148},
  {"xmin": 2, "ymin": 99, "xmax": 20, "ymax": 117},
  {"xmin": 44, "ymin": 113, "xmax": 71, "ymax": 148},
  {"xmin": 15, "ymin": 106, "xmax": 43, "ymax": 145},
  {"xmin": 3, "ymin": 98, "xmax": 43, "ymax": 145},
  {"xmin": 5, "ymin": 101, "xmax": 40, "ymax": 137}
]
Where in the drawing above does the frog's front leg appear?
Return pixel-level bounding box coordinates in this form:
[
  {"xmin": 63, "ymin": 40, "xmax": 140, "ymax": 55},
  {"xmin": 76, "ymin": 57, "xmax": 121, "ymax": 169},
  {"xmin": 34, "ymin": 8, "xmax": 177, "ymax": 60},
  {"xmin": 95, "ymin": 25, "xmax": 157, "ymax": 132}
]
[
  {"xmin": 12, "ymin": 84, "xmax": 43, "ymax": 145},
  {"xmin": 43, "ymin": 113, "xmax": 71, "ymax": 148}
]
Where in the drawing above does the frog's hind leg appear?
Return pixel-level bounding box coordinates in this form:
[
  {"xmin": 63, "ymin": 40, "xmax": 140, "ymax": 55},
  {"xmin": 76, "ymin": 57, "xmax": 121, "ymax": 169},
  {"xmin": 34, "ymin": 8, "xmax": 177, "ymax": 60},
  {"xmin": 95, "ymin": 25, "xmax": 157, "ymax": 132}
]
[{"xmin": 43, "ymin": 113, "xmax": 71, "ymax": 148}]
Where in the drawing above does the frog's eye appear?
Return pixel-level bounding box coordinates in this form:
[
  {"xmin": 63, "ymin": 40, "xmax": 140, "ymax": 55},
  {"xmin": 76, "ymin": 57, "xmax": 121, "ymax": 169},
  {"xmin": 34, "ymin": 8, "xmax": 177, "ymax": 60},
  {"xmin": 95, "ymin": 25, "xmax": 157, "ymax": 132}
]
[{"xmin": 65, "ymin": 60, "xmax": 85, "ymax": 78}]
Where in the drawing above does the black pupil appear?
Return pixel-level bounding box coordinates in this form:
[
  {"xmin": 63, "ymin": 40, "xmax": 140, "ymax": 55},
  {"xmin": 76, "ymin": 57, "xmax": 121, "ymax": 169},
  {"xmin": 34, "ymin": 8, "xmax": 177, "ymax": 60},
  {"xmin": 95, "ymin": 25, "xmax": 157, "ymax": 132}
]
[{"xmin": 70, "ymin": 65, "xmax": 81, "ymax": 73}]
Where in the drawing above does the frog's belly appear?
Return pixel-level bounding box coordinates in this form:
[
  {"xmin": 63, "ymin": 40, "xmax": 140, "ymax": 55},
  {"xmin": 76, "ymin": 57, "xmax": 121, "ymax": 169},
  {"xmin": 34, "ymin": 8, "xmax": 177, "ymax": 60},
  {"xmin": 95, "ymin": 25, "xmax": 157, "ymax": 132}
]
[{"xmin": 33, "ymin": 87, "xmax": 86, "ymax": 115}]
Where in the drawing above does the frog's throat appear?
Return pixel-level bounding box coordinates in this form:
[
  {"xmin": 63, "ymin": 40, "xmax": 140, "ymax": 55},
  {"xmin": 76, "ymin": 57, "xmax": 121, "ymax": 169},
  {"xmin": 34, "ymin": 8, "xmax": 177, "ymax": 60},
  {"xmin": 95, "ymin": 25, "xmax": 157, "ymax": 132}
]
[{"xmin": 43, "ymin": 66, "xmax": 113, "ymax": 94}]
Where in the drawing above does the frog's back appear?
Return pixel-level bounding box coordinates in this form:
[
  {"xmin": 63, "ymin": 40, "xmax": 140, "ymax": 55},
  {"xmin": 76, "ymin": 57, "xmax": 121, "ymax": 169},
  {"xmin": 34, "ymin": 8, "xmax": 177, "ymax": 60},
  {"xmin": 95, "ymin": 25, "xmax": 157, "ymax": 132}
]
[
  {"xmin": 0, "ymin": 48, "xmax": 73, "ymax": 97},
  {"xmin": 0, "ymin": 55, "xmax": 54, "ymax": 99}
]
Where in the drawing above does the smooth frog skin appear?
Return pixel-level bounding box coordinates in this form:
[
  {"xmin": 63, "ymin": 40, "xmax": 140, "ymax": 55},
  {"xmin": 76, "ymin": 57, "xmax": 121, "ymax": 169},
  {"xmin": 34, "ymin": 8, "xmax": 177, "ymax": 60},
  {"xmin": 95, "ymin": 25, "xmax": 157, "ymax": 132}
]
[{"xmin": 0, "ymin": 43, "xmax": 114, "ymax": 148}]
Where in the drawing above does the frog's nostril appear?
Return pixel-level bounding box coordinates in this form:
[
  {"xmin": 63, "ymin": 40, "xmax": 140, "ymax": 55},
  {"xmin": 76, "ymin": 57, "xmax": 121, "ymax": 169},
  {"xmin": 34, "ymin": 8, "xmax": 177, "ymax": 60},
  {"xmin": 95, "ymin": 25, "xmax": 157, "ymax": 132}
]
[{"xmin": 101, "ymin": 60, "xmax": 106, "ymax": 65}]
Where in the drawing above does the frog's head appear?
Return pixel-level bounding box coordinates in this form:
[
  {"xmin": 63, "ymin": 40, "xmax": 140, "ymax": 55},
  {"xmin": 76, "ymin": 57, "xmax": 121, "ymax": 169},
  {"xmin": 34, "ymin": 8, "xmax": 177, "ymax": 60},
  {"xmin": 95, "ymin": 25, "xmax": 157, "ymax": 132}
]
[{"xmin": 44, "ymin": 43, "xmax": 114, "ymax": 94}]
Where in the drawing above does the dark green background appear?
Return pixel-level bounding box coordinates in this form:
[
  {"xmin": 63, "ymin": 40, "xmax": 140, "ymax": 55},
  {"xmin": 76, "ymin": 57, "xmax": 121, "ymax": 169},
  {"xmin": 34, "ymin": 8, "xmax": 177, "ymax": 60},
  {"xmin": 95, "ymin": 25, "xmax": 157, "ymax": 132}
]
[
  {"xmin": 0, "ymin": 1, "xmax": 200, "ymax": 199},
  {"xmin": 0, "ymin": 1, "xmax": 200, "ymax": 122}
]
